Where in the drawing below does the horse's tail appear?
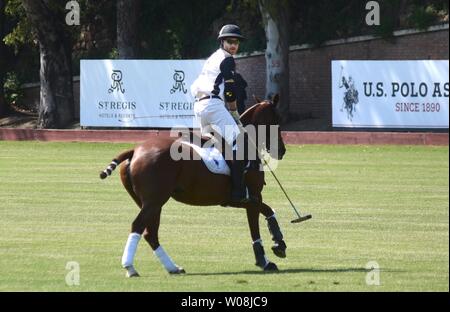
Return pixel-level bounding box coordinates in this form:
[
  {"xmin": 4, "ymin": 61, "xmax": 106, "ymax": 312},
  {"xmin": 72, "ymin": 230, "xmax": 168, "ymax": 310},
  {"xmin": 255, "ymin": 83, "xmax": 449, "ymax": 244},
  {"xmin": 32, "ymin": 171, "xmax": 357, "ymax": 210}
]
[{"xmin": 99, "ymin": 149, "xmax": 134, "ymax": 179}]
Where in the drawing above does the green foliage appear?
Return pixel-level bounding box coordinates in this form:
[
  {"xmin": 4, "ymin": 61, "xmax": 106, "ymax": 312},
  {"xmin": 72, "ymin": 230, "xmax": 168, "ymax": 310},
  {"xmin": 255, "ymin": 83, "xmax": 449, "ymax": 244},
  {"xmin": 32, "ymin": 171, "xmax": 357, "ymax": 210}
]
[
  {"xmin": 290, "ymin": 0, "xmax": 448, "ymax": 46},
  {"xmin": 291, "ymin": 0, "xmax": 386, "ymax": 46},
  {"xmin": 3, "ymin": 19, "xmax": 32, "ymax": 53},
  {"xmin": 3, "ymin": 71, "xmax": 24, "ymax": 105},
  {"xmin": 108, "ymin": 48, "xmax": 119, "ymax": 59},
  {"xmin": 3, "ymin": 0, "xmax": 33, "ymax": 54},
  {"xmin": 137, "ymin": 0, "xmax": 230, "ymax": 59},
  {"xmin": 409, "ymin": 4, "xmax": 441, "ymax": 30},
  {"xmin": 1, "ymin": 0, "xmax": 448, "ymax": 84},
  {"xmin": 214, "ymin": 0, "xmax": 266, "ymax": 55}
]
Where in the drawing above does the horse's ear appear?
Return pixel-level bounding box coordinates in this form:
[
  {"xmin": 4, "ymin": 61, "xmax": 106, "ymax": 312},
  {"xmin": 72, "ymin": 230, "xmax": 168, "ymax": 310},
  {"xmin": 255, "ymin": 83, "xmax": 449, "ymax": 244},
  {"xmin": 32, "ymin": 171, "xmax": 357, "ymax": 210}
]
[
  {"xmin": 253, "ymin": 94, "xmax": 262, "ymax": 104},
  {"xmin": 272, "ymin": 94, "xmax": 280, "ymax": 106}
]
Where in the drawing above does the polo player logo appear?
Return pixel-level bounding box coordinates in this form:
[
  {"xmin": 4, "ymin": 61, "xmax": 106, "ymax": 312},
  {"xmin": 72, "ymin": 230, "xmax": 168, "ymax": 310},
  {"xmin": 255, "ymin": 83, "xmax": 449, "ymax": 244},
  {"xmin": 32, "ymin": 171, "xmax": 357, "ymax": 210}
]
[
  {"xmin": 170, "ymin": 70, "xmax": 187, "ymax": 94},
  {"xmin": 108, "ymin": 70, "xmax": 125, "ymax": 94},
  {"xmin": 339, "ymin": 66, "xmax": 359, "ymax": 121}
]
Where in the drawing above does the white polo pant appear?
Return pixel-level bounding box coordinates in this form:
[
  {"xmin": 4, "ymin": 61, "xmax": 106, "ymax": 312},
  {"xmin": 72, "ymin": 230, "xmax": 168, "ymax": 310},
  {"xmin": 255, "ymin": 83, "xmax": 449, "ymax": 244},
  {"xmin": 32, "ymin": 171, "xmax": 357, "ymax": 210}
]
[{"xmin": 194, "ymin": 98, "xmax": 241, "ymax": 149}]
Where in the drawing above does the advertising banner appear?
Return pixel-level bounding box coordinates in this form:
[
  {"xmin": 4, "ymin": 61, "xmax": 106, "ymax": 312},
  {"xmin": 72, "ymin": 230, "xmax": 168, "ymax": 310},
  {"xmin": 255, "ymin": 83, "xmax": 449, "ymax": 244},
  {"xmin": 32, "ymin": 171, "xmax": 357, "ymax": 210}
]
[
  {"xmin": 80, "ymin": 59, "xmax": 205, "ymax": 128},
  {"xmin": 332, "ymin": 60, "xmax": 449, "ymax": 128}
]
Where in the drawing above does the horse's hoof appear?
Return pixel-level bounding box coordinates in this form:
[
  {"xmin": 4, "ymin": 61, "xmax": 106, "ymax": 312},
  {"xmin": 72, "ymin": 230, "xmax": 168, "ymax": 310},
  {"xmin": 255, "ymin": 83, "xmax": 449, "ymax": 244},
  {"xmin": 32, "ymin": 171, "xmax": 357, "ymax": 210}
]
[
  {"xmin": 263, "ymin": 262, "xmax": 278, "ymax": 271},
  {"xmin": 169, "ymin": 267, "xmax": 186, "ymax": 274},
  {"xmin": 271, "ymin": 241, "xmax": 287, "ymax": 258},
  {"xmin": 125, "ymin": 266, "xmax": 140, "ymax": 278},
  {"xmin": 127, "ymin": 271, "xmax": 140, "ymax": 278}
]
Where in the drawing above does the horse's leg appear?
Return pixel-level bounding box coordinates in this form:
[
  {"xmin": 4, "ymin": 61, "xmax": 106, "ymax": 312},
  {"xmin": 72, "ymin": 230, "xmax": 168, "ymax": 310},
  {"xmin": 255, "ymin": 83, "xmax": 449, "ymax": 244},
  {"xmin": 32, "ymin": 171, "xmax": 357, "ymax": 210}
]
[
  {"xmin": 121, "ymin": 206, "xmax": 153, "ymax": 278},
  {"xmin": 120, "ymin": 160, "xmax": 142, "ymax": 208},
  {"xmin": 244, "ymin": 173, "xmax": 287, "ymax": 260},
  {"xmin": 122, "ymin": 200, "xmax": 184, "ymax": 276},
  {"xmin": 120, "ymin": 161, "xmax": 142, "ymax": 277},
  {"xmin": 142, "ymin": 209, "xmax": 185, "ymax": 274},
  {"xmin": 245, "ymin": 204, "xmax": 278, "ymax": 271},
  {"xmin": 258, "ymin": 202, "xmax": 287, "ymax": 259}
]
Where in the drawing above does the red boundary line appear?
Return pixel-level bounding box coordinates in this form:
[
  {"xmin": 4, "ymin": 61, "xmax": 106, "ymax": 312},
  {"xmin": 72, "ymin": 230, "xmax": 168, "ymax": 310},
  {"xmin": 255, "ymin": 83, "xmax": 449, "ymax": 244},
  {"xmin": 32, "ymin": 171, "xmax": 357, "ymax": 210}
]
[{"xmin": 0, "ymin": 128, "xmax": 448, "ymax": 145}]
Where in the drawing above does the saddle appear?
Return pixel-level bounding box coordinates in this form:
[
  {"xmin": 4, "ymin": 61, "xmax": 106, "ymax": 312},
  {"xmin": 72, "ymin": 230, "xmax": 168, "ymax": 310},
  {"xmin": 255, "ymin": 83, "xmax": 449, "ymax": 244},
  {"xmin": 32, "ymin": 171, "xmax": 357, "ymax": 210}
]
[
  {"xmin": 178, "ymin": 130, "xmax": 261, "ymax": 175},
  {"xmin": 178, "ymin": 130, "xmax": 215, "ymax": 148}
]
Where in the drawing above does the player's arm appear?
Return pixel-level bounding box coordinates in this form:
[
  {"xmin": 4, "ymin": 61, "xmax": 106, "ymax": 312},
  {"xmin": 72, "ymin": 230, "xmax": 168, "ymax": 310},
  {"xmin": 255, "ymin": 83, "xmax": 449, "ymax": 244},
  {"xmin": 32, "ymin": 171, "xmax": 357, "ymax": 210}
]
[
  {"xmin": 220, "ymin": 57, "xmax": 241, "ymax": 123},
  {"xmin": 220, "ymin": 57, "xmax": 237, "ymax": 109}
]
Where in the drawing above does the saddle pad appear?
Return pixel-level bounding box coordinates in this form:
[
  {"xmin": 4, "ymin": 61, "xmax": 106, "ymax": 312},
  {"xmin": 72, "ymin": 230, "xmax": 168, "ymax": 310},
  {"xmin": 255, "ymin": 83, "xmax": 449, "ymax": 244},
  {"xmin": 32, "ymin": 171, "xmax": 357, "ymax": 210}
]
[{"xmin": 181, "ymin": 142, "xmax": 230, "ymax": 176}]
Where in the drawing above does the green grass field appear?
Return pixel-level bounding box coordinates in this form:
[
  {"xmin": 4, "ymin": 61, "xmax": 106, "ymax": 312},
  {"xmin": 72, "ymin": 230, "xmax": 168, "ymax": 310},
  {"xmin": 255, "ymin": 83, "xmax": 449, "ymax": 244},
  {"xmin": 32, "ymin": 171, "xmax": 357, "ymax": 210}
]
[{"xmin": 0, "ymin": 141, "xmax": 448, "ymax": 291}]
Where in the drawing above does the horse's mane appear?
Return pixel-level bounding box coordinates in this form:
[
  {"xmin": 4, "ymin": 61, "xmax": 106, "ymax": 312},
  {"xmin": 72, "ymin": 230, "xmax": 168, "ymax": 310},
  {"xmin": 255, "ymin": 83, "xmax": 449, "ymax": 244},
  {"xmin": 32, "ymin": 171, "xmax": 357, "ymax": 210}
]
[
  {"xmin": 240, "ymin": 99, "xmax": 275, "ymax": 125},
  {"xmin": 239, "ymin": 103, "xmax": 261, "ymax": 124}
]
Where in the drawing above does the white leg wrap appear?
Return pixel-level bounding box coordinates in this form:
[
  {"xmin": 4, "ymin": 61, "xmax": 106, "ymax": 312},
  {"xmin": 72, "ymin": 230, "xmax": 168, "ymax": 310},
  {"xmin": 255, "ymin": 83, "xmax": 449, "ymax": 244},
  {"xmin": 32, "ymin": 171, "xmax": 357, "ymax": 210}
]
[
  {"xmin": 154, "ymin": 245, "xmax": 178, "ymax": 273},
  {"xmin": 121, "ymin": 233, "xmax": 141, "ymax": 268}
]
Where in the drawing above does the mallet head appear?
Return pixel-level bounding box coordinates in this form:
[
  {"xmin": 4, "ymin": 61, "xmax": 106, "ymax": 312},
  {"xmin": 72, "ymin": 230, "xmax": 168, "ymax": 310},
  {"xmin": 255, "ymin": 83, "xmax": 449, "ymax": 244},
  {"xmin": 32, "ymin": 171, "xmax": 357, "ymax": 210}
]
[{"xmin": 291, "ymin": 214, "xmax": 312, "ymax": 224}]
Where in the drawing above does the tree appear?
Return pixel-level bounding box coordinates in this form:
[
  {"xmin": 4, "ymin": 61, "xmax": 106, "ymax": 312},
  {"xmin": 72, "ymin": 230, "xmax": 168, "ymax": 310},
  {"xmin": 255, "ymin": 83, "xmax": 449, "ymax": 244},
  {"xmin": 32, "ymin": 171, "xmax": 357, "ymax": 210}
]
[
  {"xmin": 258, "ymin": 0, "xmax": 291, "ymax": 124},
  {"xmin": 162, "ymin": 0, "xmax": 229, "ymax": 58},
  {"xmin": 0, "ymin": 0, "xmax": 6, "ymax": 117},
  {"xmin": 21, "ymin": 0, "xmax": 74, "ymax": 128},
  {"xmin": 134, "ymin": 0, "xmax": 228, "ymax": 59},
  {"xmin": 117, "ymin": 0, "xmax": 140, "ymax": 59}
]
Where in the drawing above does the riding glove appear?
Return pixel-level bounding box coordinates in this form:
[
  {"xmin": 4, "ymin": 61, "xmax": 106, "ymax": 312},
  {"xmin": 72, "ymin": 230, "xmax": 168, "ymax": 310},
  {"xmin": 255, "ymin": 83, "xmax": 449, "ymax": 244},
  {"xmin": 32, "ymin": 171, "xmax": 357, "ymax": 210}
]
[{"xmin": 229, "ymin": 110, "xmax": 242, "ymax": 126}]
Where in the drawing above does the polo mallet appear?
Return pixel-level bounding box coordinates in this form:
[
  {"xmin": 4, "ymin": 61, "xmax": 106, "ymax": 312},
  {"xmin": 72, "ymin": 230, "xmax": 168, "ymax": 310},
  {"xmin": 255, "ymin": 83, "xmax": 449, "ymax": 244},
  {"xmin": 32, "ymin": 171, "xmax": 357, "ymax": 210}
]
[
  {"xmin": 240, "ymin": 124, "xmax": 312, "ymax": 224},
  {"xmin": 261, "ymin": 155, "xmax": 312, "ymax": 224}
]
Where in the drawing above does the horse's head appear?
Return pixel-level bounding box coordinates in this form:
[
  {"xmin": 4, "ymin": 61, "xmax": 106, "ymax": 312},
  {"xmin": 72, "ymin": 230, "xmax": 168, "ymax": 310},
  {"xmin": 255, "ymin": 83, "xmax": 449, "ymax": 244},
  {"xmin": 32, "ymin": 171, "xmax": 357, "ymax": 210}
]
[{"xmin": 240, "ymin": 94, "xmax": 286, "ymax": 160}]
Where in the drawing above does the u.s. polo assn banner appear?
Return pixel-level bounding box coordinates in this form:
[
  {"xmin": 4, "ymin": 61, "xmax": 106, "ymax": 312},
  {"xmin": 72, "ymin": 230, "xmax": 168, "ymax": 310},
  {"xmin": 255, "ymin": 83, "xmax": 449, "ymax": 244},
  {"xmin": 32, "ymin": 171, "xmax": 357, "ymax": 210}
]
[
  {"xmin": 332, "ymin": 60, "xmax": 449, "ymax": 128},
  {"xmin": 80, "ymin": 60, "xmax": 205, "ymax": 128}
]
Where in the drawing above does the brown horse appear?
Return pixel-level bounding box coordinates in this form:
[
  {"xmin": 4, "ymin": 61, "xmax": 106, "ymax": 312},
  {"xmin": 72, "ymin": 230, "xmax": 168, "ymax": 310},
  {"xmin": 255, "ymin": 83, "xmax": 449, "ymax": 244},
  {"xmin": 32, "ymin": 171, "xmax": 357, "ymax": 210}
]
[{"xmin": 100, "ymin": 95, "xmax": 288, "ymax": 277}]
